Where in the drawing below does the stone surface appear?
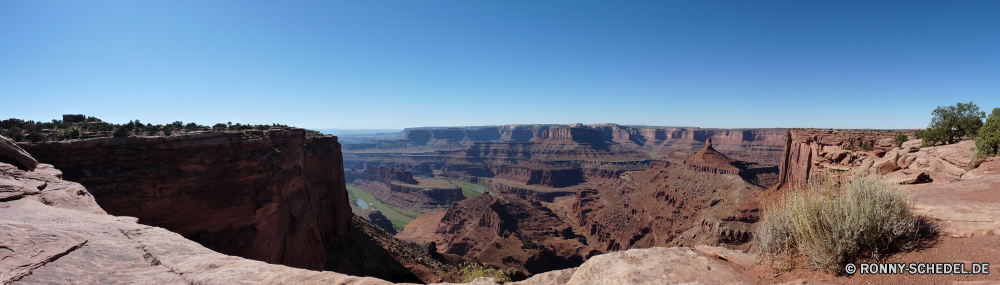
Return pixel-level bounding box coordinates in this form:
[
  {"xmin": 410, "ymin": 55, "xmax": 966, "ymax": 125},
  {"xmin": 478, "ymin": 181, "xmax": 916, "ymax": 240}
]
[
  {"xmin": 564, "ymin": 247, "xmax": 748, "ymax": 285},
  {"xmin": 902, "ymin": 173, "xmax": 1000, "ymax": 238},
  {"xmin": 0, "ymin": 135, "xmax": 37, "ymax": 171}
]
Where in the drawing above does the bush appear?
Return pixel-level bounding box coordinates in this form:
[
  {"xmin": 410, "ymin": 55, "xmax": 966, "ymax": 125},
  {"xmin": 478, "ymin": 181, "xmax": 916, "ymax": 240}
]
[
  {"xmin": 113, "ymin": 127, "xmax": 130, "ymax": 137},
  {"xmin": 458, "ymin": 262, "xmax": 513, "ymax": 283},
  {"xmin": 26, "ymin": 131, "xmax": 45, "ymax": 143},
  {"xmin": 859, "ymin": 144, "xmax": 874, "ymax": 151},
  {"xmin": 185, "ymin": 123, "xmax": 198, "ymax": 131},
  {"xmin": 976, "ymin": 108, "xmax": 1000, "ymax": 157},
  {"xmin": 893, "ymin": 133, "xmax": 908, "ymax": 148},
  {"xmin": 922, "ymin": 102, "xmax": 986, "ymax": 146},
  {"xmin": 212, "ymin": 123, "xmax": 227, "ymax": 131},
  {"xmin": 163, "ymin": 127, "xmax": 173, "ymax": 136},
  {"xmin": 69, "ymin": 128, "xmax": 80, "ymax": 139},
  {"xmin": 755, "ymin": 174, "xmax": 920, "ymax": 273}
]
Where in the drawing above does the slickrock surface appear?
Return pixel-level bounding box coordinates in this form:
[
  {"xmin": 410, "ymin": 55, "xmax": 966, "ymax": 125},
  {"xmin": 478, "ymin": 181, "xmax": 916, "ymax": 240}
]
[
  {"xmin": 434, "ymin": 192, "xmax": 600, "ymax": 276},
  {"xmin": 902, "ymin": 157, "xmax": 1000, "ymax": 238},
  {"xmin": 435, "ymin": 247, "xmax": 754, "ymax": 285},
  {"xmin": 20, "ymin": 129, "xmax": 352, "ymax": 272}
]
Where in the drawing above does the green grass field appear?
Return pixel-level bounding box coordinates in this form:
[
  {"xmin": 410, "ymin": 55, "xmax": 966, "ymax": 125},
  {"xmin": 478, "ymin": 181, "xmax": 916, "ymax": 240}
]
[
  {"xmin": 345, "ymin": 185, "xmax": 416, "ymax": 231},
  {"xmin": 449, "ymin": 180, "xmax": 492, "ymax": 198}
]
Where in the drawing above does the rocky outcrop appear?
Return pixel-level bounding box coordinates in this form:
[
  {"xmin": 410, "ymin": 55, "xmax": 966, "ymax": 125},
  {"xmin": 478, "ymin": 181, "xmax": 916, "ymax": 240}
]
[
  {"xmin": 684, "ymin": 138, "xmax": 741, "ymax": 175},
  {"xmin": 467, "ymin": 177, "xmax": 577, "ymax": 203},
  {"xmin": 491, "ymin": 164, "xmax": 584, "ymax": 188},
  {"xmin": 19, "ymin": 130, "xmax": 352, "ymax": 272},
  {"xmin": 0, "ymin": 135, "xmax": 37, "ymax": 171},
  {"xmin": 776, "ymin": 129, "xmax": 915, "ymax": 189},
  {"xmin": 434, "ymin": 193, "xmax": 600, "ymax": 277},
  {"xmin": 353, "ymin": 207, "xmax": 398, "ymax": 235},
  {"xmin": 573, "ymin": 157, "xmax": 762, "ymax": 252}
]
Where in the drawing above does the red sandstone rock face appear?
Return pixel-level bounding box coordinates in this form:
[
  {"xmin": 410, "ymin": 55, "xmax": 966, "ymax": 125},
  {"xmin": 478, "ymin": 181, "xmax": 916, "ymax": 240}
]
[
  {"xmin": 775, "ymin": 129, "xmax": 915, "ymax": 189},
  {"xmin": 434, "ymin": 193, "xmax": 600, "ymax": 276},
  {"xmin": 0, "ymin": 135, "xmax": 37, "ymax": 171},
  {"xmin": 19, "ymin": 129, "xmax": 351, "ymax": 272},
  {"xmin": 572, "ymin": 158, "xmax": 761, "ymax": 252},
  {"xmin": 491, "ymin": 164, "xmax": 584, "ymax": 188}
]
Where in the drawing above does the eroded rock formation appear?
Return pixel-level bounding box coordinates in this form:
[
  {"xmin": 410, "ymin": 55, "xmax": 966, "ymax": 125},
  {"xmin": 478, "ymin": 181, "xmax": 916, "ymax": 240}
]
[
  {"xmin": 20, "ymin": 129, "xmax": 350, "ymax": 271},
  {"xmin": 434, "ymin": 193, "xmax": 600, "ymax": 277}
]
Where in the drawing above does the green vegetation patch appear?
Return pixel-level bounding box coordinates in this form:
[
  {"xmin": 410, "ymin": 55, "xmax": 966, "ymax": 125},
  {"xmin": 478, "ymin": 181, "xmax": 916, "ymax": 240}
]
[
  {"xmin": 449, "ymin": 180, "xmax": 492, "ymax": 198},
  {"xmin": 346, "ymin": 185, "xmax": 416, "ymax": 231}
]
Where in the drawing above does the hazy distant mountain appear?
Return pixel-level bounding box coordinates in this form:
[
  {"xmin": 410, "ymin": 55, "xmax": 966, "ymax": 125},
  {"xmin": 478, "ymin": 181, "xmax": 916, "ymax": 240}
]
[{"xmin": 312, "ymin": 128, "xmax": 403, "ymax": 136}]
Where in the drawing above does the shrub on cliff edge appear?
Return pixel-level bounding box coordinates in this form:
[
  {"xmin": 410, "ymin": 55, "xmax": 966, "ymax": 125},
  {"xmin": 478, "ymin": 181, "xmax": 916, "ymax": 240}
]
[
  {"xmin": 459, "ymin": 262, "xmax": 513, "ymax": 283},
  {"xmin": 113, "ymin": 127, "xmax": 130, "ymax": 137},
  {"xmin": 976, "ymin": 108, "xmax": 1000, "ymax": 157},
  {"xmin": 755, "ymin": 174, "xmax": 920, "ymax": 273}
]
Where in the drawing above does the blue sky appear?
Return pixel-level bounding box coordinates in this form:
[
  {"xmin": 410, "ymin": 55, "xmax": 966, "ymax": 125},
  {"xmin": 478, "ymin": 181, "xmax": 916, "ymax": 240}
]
[{"xmin": 2, "ymin": 1, "xmax": 998, "ymax": 129}]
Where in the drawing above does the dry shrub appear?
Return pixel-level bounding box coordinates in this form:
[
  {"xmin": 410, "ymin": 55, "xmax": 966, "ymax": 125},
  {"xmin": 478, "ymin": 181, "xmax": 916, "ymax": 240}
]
[
  {"xmin": 458, "ymin": 262, "xmax": 514, "ymax": 283},
  {"xmin": 755, "ymin": 173, "xmax": 920, "ymax": 273}
]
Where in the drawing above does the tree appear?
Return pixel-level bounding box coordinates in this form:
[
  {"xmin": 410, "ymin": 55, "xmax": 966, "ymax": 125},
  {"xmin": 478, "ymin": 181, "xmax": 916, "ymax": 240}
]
[
  {"xmin": 893, "ymin": 133, "xmax": 908, "ymax": 148},
  {"xmin": 163, "ymin": 126, "xmax": 173, "ymax": 136},
  {"xmin": 26, "ymin": 131, "xmax": 44, "ymax": 143},
  {"xmin": 212, "ymin": 123, "xmax": 227, "ymax": 131},
  {"xmin": 185, "ymin": 122, "xmax": 198, "ymax": 131},
  {"xmin": 113, "ymin": 127, "xmax": 130, "ymax": 137},
  {"xmin": 922, "ymin": 101, "xmax": 986, "ymax": 146},
  {"xmin": 69, "ymin": 128, "xmax": 80, "ymax": 139},
  {"xmin": 976, "ymin": 108, "xmax": 1000, "ymax": 157}
]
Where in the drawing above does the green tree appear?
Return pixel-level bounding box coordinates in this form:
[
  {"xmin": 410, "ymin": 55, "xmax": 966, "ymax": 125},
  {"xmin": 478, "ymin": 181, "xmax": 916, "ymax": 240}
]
[
  {"xmin": 922, "ymin": 101, "xmax": 986, "ymax": 146},
  {"xmin": 113, "ymin": 127, "xmax": 130, "ymax": 137},
  {"xmin": 212, "ymin": 123, "xmax": 227, "ymax": 131},
  {"xmin": 185, "ymin": 122, "xmax": 198, "ymax": 131},
  {"xmin": 976, "ymin": 108, "xmax": 1000, "ymax": 157},
  {"xmin": 163, "ymin": 126, "xmax": 173, "ymax": 136},
  {"xmin": 69, "ymin": 128, "xmax": 81, "ymax": 139},
  {"xmin": 27, "ymin": 131, "xmax": 45, "ymax": 142},
  {"xmin": 893, "ymin": 133, "xmax": 908, "ymax": 148}
]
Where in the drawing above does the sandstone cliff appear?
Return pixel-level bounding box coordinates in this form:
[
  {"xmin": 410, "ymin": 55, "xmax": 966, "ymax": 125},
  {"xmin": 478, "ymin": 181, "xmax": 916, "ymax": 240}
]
[{"xmin": 20, "ymin": 129, "xmax": 351, "ymax": 271}]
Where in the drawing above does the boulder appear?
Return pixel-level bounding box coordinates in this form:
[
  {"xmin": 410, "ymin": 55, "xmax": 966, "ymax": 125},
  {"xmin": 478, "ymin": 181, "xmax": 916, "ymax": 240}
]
[
  {"xmin": 884, "ymin": 171, "xmax": 933, "ymax": 185},
  {"xmin": 901, "ymin": 139, "xmax": 923, "ymax": 153},
  {"xmin": 854, "ymin": 158, "xmax": 875, "ymax": 175},
  {"xmin": 565, "ymin": 247, "xmax": 748, "ymax": 285},
  {"xmin": 872, "ymin": 148, "xmax": 902, "ymax": 175},
  {"xmin": 0, "ymin": 135, "xmax": 37, "ymax": 171}
]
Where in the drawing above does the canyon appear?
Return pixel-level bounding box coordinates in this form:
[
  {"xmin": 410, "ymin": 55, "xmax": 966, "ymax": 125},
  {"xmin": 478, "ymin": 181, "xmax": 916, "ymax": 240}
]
[{"xmin": 15, "ymin": 129, "xmax": 450, "ymax": 283}]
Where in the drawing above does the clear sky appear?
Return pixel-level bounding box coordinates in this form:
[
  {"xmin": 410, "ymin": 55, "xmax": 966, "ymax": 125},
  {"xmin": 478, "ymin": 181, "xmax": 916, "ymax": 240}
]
[{"xmin": 2, "ymin": 1, "xmax": 998, "ymax": 129}]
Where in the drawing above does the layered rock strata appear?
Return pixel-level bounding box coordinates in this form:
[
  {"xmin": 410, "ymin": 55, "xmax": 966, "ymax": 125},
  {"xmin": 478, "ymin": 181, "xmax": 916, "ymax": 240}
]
[
  {"xmin": 573, "ymin": 157, "xmax": 765, "ymax": 252},
  {"xmin": 19, "ymin": 130, "xmax": 352, "ymax": 271},
  {"xmin": 434, "ymin": 192, "xmax": 600, "ymax": 277}
]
